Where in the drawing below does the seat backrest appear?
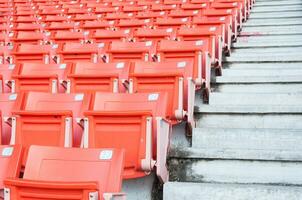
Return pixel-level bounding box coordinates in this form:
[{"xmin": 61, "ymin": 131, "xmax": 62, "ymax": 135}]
[
  {"xmin": 13, "ymin": 92, "xmax": 92, "ymax": 148},
  {"xmin": 58, "ymin": 42, "xmax": 107, "ymax": 63},
  {"xmin": 0, "ymin": 145, "xmax": 22, "ymax": 188},
  {"xmin": 12, "ymin": 44, "xmax": 56, "ymax": 63},
  {"xmin": 12, "ymin": 63, "xmax": 70, "ymax": 93},
  {"xmin": 109, "ymin": 41, "xmax": 156, "ymax": 62},
  {"xmin": 90, "ymin": 92, "xmax": 169, "ymax": 118},
  {"xmin": 67, "ymin": 62, "xmax": 130, "ymax": 93},
  {"xmin": 134, "ymin": 28, "xmax": 174, "ymax": 41},
  {"xmin": 23, "ymin": 145, "xmax": 124, "ymax": 196},
  {"xmin": 0, "ymin": 94, "xmax": 17, "ymax": 144}
]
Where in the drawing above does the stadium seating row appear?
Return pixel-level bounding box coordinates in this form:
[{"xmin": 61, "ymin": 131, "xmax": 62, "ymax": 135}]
[
  {"xmin": 0, "ymin": 0, "xmax": 254, "ymax": 198},
  {"xmin": 0, "ymin": 91, "xmax": 171, "ymax": 181}
]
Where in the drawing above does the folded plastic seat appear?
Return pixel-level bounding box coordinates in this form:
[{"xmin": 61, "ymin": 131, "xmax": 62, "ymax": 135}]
[
  {"xmin": 215, "ymin": 0, "xmax": 249, "ymax": 21},
  {"xmin": 94, "ymin": 6, "xmax": 120, "ymax": 15},
  {"xmin": 202, "ymin": 9, "xmax": 238, "ymax": 40},
  {"xmin": 12, "ymin": 23, "xmax": 44, "ymax": 31},
  {"xmin": 73, "ymin": 13, "xmax": 100, "ymax": 22},
  {"xmin": 180, "ymin": 2, "xmax": 208, "ymax": 10},
  {"xmin": 50, "ymin": 30, "xmax": 89, "ymax": 44},
  {"xmin": 123, "ymin": 5, "xmax": 148, "ymax": 13},
  {"xmin": 105, "ymin": 12, "xmax": 134, "ymax": 21},
  {"xmin": 83, "ymin": 92, "xmax": 171, "ymax": 182},
  {"xmin": 11, "ymin": 43, "xmax": 57, "ymax": 64},
  {"xmin": 0, "ymin": 145, "xmax": 22, "ymax": 199},
  {"xmin": 11, "ymin": 63, "xmax": 71, "ymax": 93},
  {"xmin": 154, "ymin": 17, "xmax": 191, "ymax": 29},
  {"xmin": 42, "ymin": 15, "xmax": 70, "ymax": 23},
  {"xmin": 210, "ymin": 2, "xmax": 243, "ymax": 30},
  {"xmin": 11, "ymin": 92, "xmax": 91, "ymax": 150},
  {"xmin": 133, "ymin": 28, "xmax": 174, "ymax": 42},
  {"xmin": 0, "ymin": 64, "xmax": 15, "ymax": 93},
  {"xmin": 14, "ymin": 16, "xmax": 39, "ymax": 23},
  {"xmin": 4, "ymin": 145, "xmax": 126, "ymax": 200},
  {"xmin": 116, "ymin": 19, "xmax": 153, "ymax": 29},
  {"xmin": 168, "ymin": 9, "xmax": 201, "ymax": 18},
  {"xmin": 129, "ymin": 61, "xmax": 196, "ymax": 125},
  {"xmin": 151, "ymin": 4, "xmax": 179, "ymax": 12},
  {"xmin": 66, "ymin": 62, "xmax": 130, "ymax": 93},
  {"xmin": 91, "ymin": 29, "xmax": 132, "ymax": 43},
  {"xmin": 108, "ymin": 41, "xmax": 157, "ymax": 62},
  {"xmin": 10, "ymin": 31, "xmax": 49, "ymax": 45},
  {"xmin": 157, "ymin": 40, "xmax": 211, "ymax": 92},
  {"xmin": 56, "ymin": 42, "xmax": 108, "ymax": 63},
  {"xmin": 81, "ymin": 20, "xmax": 115, "ymax": 31},
  {"xmin": 193, "ymin": 16, "xmax": 232, "ymax": 54},
  {"xmin": 0, "ymin": 94, "xmax": 17, "ymax": 145},
  {"xmin": 177, "ymin": 26, "xmax": 223, "ymax": 69},
  {"xmin": 45, "ymin": 21, "xmax": 80, "ymax": 31},
  {"xmin": 136, "ymin": 10, "xmax": 167, "ymax": 19}
]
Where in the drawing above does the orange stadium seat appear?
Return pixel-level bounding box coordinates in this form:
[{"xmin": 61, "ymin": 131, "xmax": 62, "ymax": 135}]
[
  {"xmin": 91, "ymin": 29, "xmax": 132, "ymax": 43},
  {"xmin": 0, "ymin": 145, "xmax": 22, "ymax": 199},
  {"xmin": 56, "ymin": 42, "xmax": 108, "ymax": 63},
  {"xmin": 11, "ymin": 92, "xmax": 91, "ymax": 150},
  {"xmin": 157, "ymin": 40, "xmax": 211, "ymax": 91},
  {"xmin": 11, "ymin": 62, "xmax": 71, "ymax": 93},
  {"xmin": 0, "ymin": 94, "xmax": 17, "ymax": 145},
  {"xmin": 83, "ymin": 92, "xmax": 171, "ymax": 182},
  {"xmin": 108, "ymin": 41, "xmax": 157, "ymax": 62},
  {"xmin": 66, "ymin": 61, "xmax": 130, "ymax": 93},
  {"xmin": 11, "ymin": 44, "xmax": 57, "ymax": 64},
  {"xmin": 4, "ymin": 145, "xmax": 125, "ymax": 200},
  {"xmin": 134, "ymin": 27, "xmax": 174, "ymax": 42},
  {"xmin": 129, "ymin": 61, "xmax": 196, "ymax": 125}
]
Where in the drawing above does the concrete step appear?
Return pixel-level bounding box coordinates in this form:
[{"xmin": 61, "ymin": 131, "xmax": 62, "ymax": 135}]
[
  {"xmin": 208, "ymin": 93, "xmax": 302, "ymax": 106},
  {"xmin": 216, "ymin": 74, "xmax": 302, "ymax": 83},
  {"xmin": 168, "ymin": 159, "xmax": 302, "ymax": 184},
  {"xmin": 240, "ymin": 25, "xmax": 302, "ymax": 35},
  {"xmin": 195, "ymin": 113, "xmax": 302, "ymax": 129},
  {"xmin": 254, "ymin": 1, "xmax": 302, "ymax": 7},
  {"xmin": 223, "ymin": 62, "xmax": 302, "ymax": 69},
  {"xmin": 234, "ymin": 35, "xmax": 302, "ymax": 48},
  {"xmin": 214, "ymin": 83, "xmax": 302, "ymax": 94},
  {"xmin": 249, "ymin": 12, "xmax": 302, "ymax": 19},
  {"xmin": 221, "ymin": 68, "xmax": 302, "ymax": 77},
  {"xmin": 244, "ymin": 18, "xmax": 302, "ymax": 26},
  {"xmin": 252, "ymin": 5, "xmax": 302, "ymax": 13},
  {"xmin": 192, "ymin": 128, "xmax": 302, "ymax": 160},
  {"xmin": 164, "ymin": 182, "xmax": 302, "ymax": 200}
]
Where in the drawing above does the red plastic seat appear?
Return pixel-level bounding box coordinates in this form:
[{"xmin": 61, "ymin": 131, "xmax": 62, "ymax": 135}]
[
  {"xmin": 83, "ymin": 92, "xmax": 171, "ymax": 182},
  {"xmin": 46, "ymin": 21, "xmax": 80, "ymax": 31},
  {"xmin": 202, "ymin": 9, "xmax": 238, "ymax": 39},
  {"xmin": 0, "ymin": 64, "xmax": 14, "ymax": 93},
  {"xmin": 136, "ymin": 10, "xmax": 167, "ymax": 19},
  {"xmin": 129, "ymin": 61, "xmax": 196, "ymax": 125},
  {"xmin": 66, "ymin": 62, "xmax": 130, "ymax": 93},
  {"xmin": 11, "ymin": 63, "xmax": 71, "ymax": 93},
  {"xmin": 0, "ymin": 94, "xmax": 17, "ymax": 145},
  {"xmin": 178, "ymin": 26, "xmax": 224, "ymax": 68},
  {"xmin": 181, "ymin": 2, "xmax": 208, "ymax": 10},
  {"xmin": 169, "ymin": 9, "xmax": 201, "ymax": 18},
  {"xmin": 4, "ymin": 145, "xmax": 125, "ymax": 200},
  {"xmin": 10, "ymin": 31, "xmax": 48, "ymax": 45},
  {"xmin": 13, "ymin": 23, "xmax": 43, "ymax": 31},
  {"xmin": 91, "ymin": 29, "xmax": 132, "ymax": 43},
  {"xmin": 193, "ymin": 16, "xmax": 232, "ymax": 53},
  {"xmin": 108, "ymin": 41, "xmax": 157, "ymax": 62},
  {"xmin": 11, "ymin": 44, "xmax": 57, "ymax": 64},
  {"xmin": 51, "ymin": 30, "xmax": 89, "ymax": 44},
  {"xmin": 81, "ymin": 20, "xmax": 115, "ymax": 31},
  {"xmin": 57, "ymin": 42, "xmax": 108, "ymax": 63},
  {"xmin": 117, "ymin": 19, "xmax": 153, "ymax": 29},
  {"xmin": 154, "ymin": 17, "xmax": 190, "ymax": 29},
  {"xmin": 151, "ymin": 4, "xmax": 178, "ymax": 12},
  {"xmin": 157, "ymin": 40, "xmax": 211, "ymax": 89},
  {"xmin": 0, "ymin": 145, "xmax": 22, "ymax": 199},
  {"xmin": 105, "ymin": 12, "xmax": 133, "ymax": 20},
  {"xmin": 134, "ymin": 28, "xmax": 174, "ymax": 42},
  {"xmin": 12, "ymin": 92, "xmax": 91, "ymax": 149}
]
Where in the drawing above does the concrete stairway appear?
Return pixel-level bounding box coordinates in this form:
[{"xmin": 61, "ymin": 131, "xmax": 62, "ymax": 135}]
[{"xmin": 164, "ymin": 0, "xmax": 302, "ymax": 199}]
